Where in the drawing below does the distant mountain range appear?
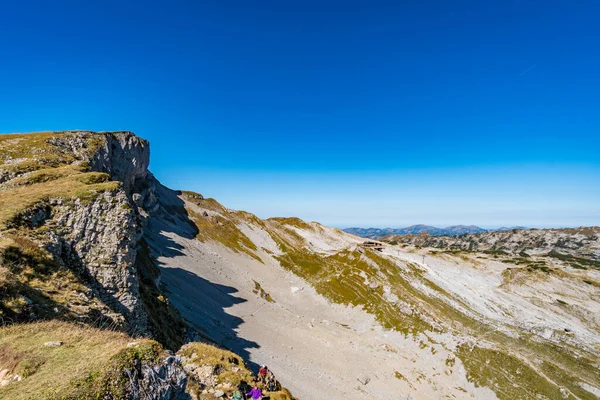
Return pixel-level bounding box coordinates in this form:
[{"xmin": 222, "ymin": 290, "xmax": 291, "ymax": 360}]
[{"xmin": 342, "ymin": 225, "xmax": 528, "ymax": 238}]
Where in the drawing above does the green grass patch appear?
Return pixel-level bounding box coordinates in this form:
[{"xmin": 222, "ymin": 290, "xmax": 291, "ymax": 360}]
[
  {"xmin": 0, "ymin": 171, "xmax": 120, "ymax": 229},
  {"xmin": 189, "ymin": 207, "xmax": 262, "ymax": 263},
  {"xmin": 267, "ymin": 217, "xmax": 313, "ymax": 231},
  {"xmin": 456, "ymin": 345, "xmax": 571, "ymax": 400}
]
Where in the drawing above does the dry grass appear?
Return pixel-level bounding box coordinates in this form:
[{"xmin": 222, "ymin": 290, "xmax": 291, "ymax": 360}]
[
  {"xmin": 179, "ymin": 341, "xmax": 246, "ymax": 367},
  {"xmin": 455, "ymin": 344, "xmax": 600, "ymax": 400},
  {"xmin": 0, "ymin": 132, "xmax": 65, "ymax": 166},
  {"xmin": 267, "ymin": 217, "xmax": 312, "ymax": 231},
  {"xmin": 179, "ymin": 342, "xmax": 253, "ymax": 391},
  {"xmin": 0, "ymin": 321, "xmax": 140, "ymax": 399},
  {"xmin": 252, "ymin": 280, "xmax": 275, "ymax": 303},
  {"xmin": 0, "ymin": 233, "xmax": 108, "ymax": 326},
  {"xmin": 0, "ymin": 131, "xmax": 104, "ymax": 165},
  {"xmin": 0, "ymin": 170, "xmax": 119, "ymax": 228},
  {"xmin": 0, "ymin": 131, "xmax": 119, "ymax": 228},
  {"xmin": 183, "ymin": 195, "xmax": 262, "ymax": 262},
  {"xmin": 178, "ymin": 342, "xmax": 295, "ymax": 399}
]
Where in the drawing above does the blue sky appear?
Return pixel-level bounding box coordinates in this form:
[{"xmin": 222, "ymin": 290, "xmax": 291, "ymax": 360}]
[{"xmin": 1, "ymin": 0, "xmax": 598, "ymax": 227}]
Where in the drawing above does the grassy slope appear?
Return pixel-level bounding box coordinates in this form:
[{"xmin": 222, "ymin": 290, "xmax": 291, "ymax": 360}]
[
  {"xmin": 173, "ymin": 200, "xmax": 600, "ymax": 399},
  {"xmin": 0, "ymin": 132, "xmax": 122, "ymax": 229},
  {"xmin": 0, "ymin": 167, "xmax": 120, "ymax": 229},
  {"xmin": 180, "ymin": 342, "xmax": 294, "ymax": 400},
  {"xmin": 0, "ymin": 321, "xmax": 160, "ymax": 399},
  {"xmin": 0, "ymin": 233, "xmax": 111, "ymax": 326},
  {"xmin": 0, "ymin": 321, "xmax": 295, "ymax": 400},
  {"xmin": 244, "ymin": 219, "xmax": 600, "ymax": 399},
  {"xmin": 182, "ymin": 191, "xmax": 263, "ymax": 262}
]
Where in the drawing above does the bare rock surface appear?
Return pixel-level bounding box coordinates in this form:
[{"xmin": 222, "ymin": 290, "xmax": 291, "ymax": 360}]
[{"xmin": 128, "ymin": 355, "xmax": 188, "ymax": 400}]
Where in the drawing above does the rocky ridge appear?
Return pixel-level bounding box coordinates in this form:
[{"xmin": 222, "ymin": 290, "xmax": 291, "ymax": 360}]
[
  {"xmin": 0, "ymin": 131, "xmax": 294, "ymax": 399},
  {"xmin": 342, "ymin": 224, "xmax": 535, "ymax": 238},
  {"xmin": 382, "ymin": 227, "xmax": 600, "ymax": 263},
  {"xmin": 0, "ymin": 131, "xmax": 156, "ymax": 335}
]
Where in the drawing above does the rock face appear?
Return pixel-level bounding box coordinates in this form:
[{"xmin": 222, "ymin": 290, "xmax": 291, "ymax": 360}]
[
  {"xmin": 46, "ymin": 130, "xmax": 150, "ymax": 192},
  {"xmin": 50, "ymin": 132, "xmax": 151, "ymax": 334},
  {"xmin": 88, "ymin": 131, "xmax": 150, "ymax": 192},
  {"xmin": 128, "ymin": 355, "xmax": 188, "ymax": 400},
  {"xmin": 46, "ymin": 189, "xmax": 148, "ymax": 333},
  {"xmin": 0, "ymin": 131, "xmax": 156, "ymax": 336}
]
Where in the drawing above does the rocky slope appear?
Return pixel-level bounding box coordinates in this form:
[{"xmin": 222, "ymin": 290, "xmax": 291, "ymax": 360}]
[
  {"xmin": 150, "ymin": 192, "xmax": 600, "ymax": 400},
  {"xmin": 382, "ymin": 227, "xmax": 600, "ymax": 263},
  {"xmin": 344, "ymin": 224, "xmax": 490, "ymax": 238},
  {"xmin": 0, "ymin": 131, "xmax": 176, "ymax": 339},
  {"xmin": 1, "ymin": 131, "xmax": 599, "ymax": 400},
  {"xmin": 1, "ymin": 320, "xmax": 291, "ymax": 400},
  {"xmin": 0, "ymin": 131, "xmax": 294, "ymax": 399}
]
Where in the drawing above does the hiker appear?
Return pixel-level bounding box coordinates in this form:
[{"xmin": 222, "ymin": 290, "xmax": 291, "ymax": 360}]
[
  {"xmin": 238, "ymin": 381, "xmax": 251, "ymax": 400},
  {"xmin": 267, "ymin": 371, "xmax": 277, "ymax": 392},
  {"xmin": 258, "ymin": 365, "xmax": 268, "ymax": 384},
  {"xmin": 246, "ymin": 384, "xmax": 263, "ymax": 400},
  {"xmin": 230, "ymin": 390, "xmax": 243, "ymax": 400}
]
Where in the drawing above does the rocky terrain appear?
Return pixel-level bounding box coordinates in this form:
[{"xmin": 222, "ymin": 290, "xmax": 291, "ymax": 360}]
[
  {"xmin": 345, "ymin": 224, "xmax": 494, "ymax": 238},
  {"xmin": 0, "ymin": 131, "xmax": 293, "ymax": 399},
  {"xmin": 1, "ymin": 131, "xmax": 599, "ymax": 400},
  {"xmin": 151, "ymin": 194, "xmax": 600, "ymax": 399},
  {"xmin": 382, "ymin": 227, "xmax": 600, "ymax": 263}
]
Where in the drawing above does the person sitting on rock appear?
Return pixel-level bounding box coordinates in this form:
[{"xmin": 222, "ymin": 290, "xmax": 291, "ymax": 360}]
[{"xmin": 246, "ymin": 384, "xmax": 263, "ymax": 400}]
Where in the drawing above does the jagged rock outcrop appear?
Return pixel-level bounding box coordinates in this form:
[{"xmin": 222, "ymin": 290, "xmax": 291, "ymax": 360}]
[
  {"xmin": 88, "ymin": 132, "xmax": 150, "ymax": 192},
  {"xmin": 47, "ymin": 132, "xmax": 152, "ymax": 335},
  {"xmin": 46, "ymin": 130, "xmax": 150, "ymax": 192},
  {"xmin": 0, "ymin": 131, "xmax": 164, "ymax": 337},
  {"xmin": 127, "ymin": 355, "xmax": 188, "ymax": 400},
  {"xmin": 45, "ymin": 189, "xmax": 148, "ymax": 333},
  {"xmin": 383, "ymin": 227, "xmax": 600, "ymax": 261}
]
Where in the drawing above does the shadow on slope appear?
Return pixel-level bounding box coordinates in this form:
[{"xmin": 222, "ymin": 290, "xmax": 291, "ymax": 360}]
[
  {"xmin": 159, "ymin": 266, "xmax": 260, "ymax": 372},
  {"xmin": 141, "ymin": 176, "xmax": 199, "ymax": 240},
  {"xmin": 144, "ymin": 182, "xmax": 261, "ymax": 372}
]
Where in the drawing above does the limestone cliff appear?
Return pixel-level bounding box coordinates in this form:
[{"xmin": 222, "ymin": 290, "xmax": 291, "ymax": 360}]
[
  {"xmin": 0, "ymin": 130, "xmax": 295, "ymax": 400},
  {"xmin": 0, "ymin": 131, "xmax": 180, "ymax": 342}
]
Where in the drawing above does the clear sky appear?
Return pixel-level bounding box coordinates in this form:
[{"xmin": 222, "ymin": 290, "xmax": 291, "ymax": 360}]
[{"xmin": 1, "ymin": 1, "xmax": 599, "ymax": 228}]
